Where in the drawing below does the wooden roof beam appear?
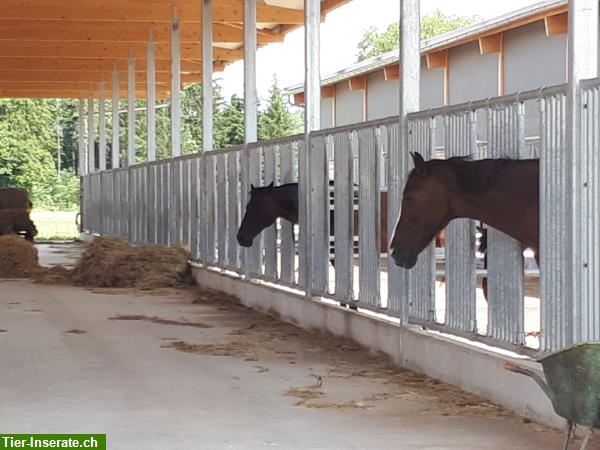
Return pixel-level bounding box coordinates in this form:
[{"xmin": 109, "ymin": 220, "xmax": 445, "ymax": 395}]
[
  {"xmin": 425, "ymin": 49, "xmax": 448, "ymax": 69},
  {"xmin": 0, "ymin": 58, "xmax": 203, "ymax": 73},
  {"xmin": 544, "ymin": 12, "xmax": 568, "ymax": 36},
  {"xmin": 383, "ymin": 64, "xmax": 399, "ymax": 81},
  {"xmin": 348, "ymin": 75, "xmax": 366, "ymax": 91},
  {"xmin": 478, "ymin": 33, "xmax": 503, "ymax": 54},
  {"xmin": 0, "ymin": 42, "xmax": 241, "ymax": 61},
  {"xmin": 0, "ymin": 20, "xmax": 282, "ymax": 44},
  {"xmin": 0, "ymin": 72, "xmax": 202, "ymax": 83},
  {"xmin": 0, "ymin": 2, "xmax": 304, "ymax": 24}
]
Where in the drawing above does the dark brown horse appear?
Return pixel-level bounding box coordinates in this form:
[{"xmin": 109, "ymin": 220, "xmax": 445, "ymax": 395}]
[
  {"xmin": 237, "ymin": 182, "xmax": 391, "ymax": 253},
  {"xmin": 390, "ymin": 152, "xmax": 539, "ymax": 271}
]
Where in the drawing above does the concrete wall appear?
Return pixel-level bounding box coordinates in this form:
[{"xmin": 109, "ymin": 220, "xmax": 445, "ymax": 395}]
[
  {"xmin": 193, "ymin": 265, "xmax": 564, "ymax": 431},
  {"xmin": 448, "ymin": 40, "xmax": 499, "ymax": 104},
  {"xmin": 335, "ymin": 81, "xmax": 364, "ymax": 126}
]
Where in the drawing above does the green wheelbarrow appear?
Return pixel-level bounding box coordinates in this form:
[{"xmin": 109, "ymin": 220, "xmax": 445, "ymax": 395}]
[{"xmin": 505, "ymin": 342, "xmax": 600, "ymax": 450}]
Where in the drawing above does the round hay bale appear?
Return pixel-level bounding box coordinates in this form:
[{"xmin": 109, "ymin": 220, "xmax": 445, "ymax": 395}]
[{"xmin": 0, "ymin": 235, "xmax": 39, "ymax": 278}]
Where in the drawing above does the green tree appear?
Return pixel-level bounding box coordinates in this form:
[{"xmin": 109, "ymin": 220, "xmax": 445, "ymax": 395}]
[
  {"xmin": 356, "ymin": 10, "xmax": 479, "ymax": 61},
  {"xmin": 214, "ymin": 94, "xmax": 245, "ymax": 148},
  {"xmin": 259, "ymin": 77, "xmax": 302, "ymax": 141}
]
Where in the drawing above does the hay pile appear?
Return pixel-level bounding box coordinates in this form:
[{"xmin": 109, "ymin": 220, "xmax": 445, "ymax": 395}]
[
  {"xmin": 0, "ymin": 235, "xmax": 39, "ymax": 278},
  {"xmin": 70, "ymin": 236, "xmax": 191, "ymax": 289}
]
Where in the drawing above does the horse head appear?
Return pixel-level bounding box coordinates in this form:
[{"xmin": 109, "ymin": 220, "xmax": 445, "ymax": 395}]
[
  {"xmin": 390, "ymin": 152, "xmax": 455, "ymax": 269},
  {"xmin": 237, "ymin": 182, "xmax": 278, "ymax": 247}
]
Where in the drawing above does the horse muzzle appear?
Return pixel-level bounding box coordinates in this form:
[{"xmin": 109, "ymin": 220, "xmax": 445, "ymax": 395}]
[
  {"xmin": 390, "ymin": 247, "xmax": 418, "ymax": 269},
  {"xmin": 236, "ymin": 233, "xmax": 253, "ymax": 248}
]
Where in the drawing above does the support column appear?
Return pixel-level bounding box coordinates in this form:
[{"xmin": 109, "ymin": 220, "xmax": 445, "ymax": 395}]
[
  {"xmin": 127, "ymin": 49, "xmax": 136, "ymax": 166},
  {"xmin": 565, "ymin": 0, "xmax": 599, "ymax": 344},
  {"xmin": 387, "ymin": 0, "xmax": 421, "ymax": 321},
  {"xmin": 112, "ymin": 66, "xmax": 120, "ymax": 169},
  {"xmin": 304, "ymin": 0, "xmax": 320, "ymax": 133},
  {"xmin": 244, "ymin": 0, "xmax": 257, "ymax": 143},
  {"xmin": 78, "ymin": 98, "xmax": 87, "ymax": 176},
  {"xmin": 98, "ymin": 81, "xmax": 107, "ymax": 171},
  {"xmin": 171, "ymin": 9, "xmax": 181, "ymax": 157},
  {"xmin": 202, "ymin": 0, "xmax": 213, "ymax": 152},
  {"xmin": 87, "ymin": 93, "xmax": 95, "ymax": 173},
  {"xmin": 148, "ymin": 31, "xmax": 157, "ymax": 161}
]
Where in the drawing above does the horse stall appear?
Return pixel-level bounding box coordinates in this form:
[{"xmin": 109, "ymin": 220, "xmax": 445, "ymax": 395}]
[{"xmin": 76, "ymin": 0, "xmax": 600, "ymax": 438}]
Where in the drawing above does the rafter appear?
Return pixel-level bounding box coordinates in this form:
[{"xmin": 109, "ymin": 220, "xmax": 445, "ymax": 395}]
[{"xmin": 0, "ymin": 20, "xmax": 282, "ymax": 44}]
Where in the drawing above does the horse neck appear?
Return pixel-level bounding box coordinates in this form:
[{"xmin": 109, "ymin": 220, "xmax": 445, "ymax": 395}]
[
  {"xmin": 447, "ymin": 160, "xmax": 538, "ymax": 247},
  {"xmin": 271, "ymin": 185, "xmax": 299, "ymax": 224}
]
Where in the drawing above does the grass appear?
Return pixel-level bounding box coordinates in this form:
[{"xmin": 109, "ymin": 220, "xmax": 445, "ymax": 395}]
[{"xmin": 30, "ymin": 210, "xmax": 79, "ymax": 241}]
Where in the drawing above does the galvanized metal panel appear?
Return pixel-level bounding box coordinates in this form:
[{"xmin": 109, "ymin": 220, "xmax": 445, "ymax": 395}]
[
  {"xmin": 309, "ymin": 134, "xmax": 329, "ymax": 296},
  {"xmin": 407, "ymin": 118, "xmax": 436, "ymax": 322},
  {"xmin": 190, "ymin": 157, "xmax": 200, "ymax": 260},
  {"xmin": 205, "ymin": 155, "xmax": 217, "ymax": 265},
  {"xmin": 216, "ymin": 153, "xmax": 227, "ymax": 265},
  {"xmin": 226, "ymin": 151, "xmax": 240, "ymax": 269},
  {"xmin": 386, "ymin": 121, "xmax": 409, "ymax": 317},
  {"xmin": 444, "ymin": 112, "xmax": 477, "ymax": 332},
  {"xmin": 279, "ymin": 142, "xmax": 296, "ymax": 284},
  {"xmin": 358, "ymin": 128, "xmax": 380, "ymax": 307},
  {"xmin": 246, "ymin": 146, "xmax": 262, "ymax": 277},
  {"xmin": 486, "ymin": 103, "xmax": 525, "ymax": 345},
  {"xmin": 262, "ymin": 144, "xmax": 278, "ymax": 279},
  {"xmin": 297, "ymin": 138, "xmax": 308, "ymax": 289},
  {"xmin": 333, "ymin": 131, "xmax": 353, "ymax": 301},
  {"xmin": 182, "ymin": 159, "xmax": 191, "ymax": 246},
  {"xmin": 540, "ymin": 92, "xmax": 568, "ymax": 352}
]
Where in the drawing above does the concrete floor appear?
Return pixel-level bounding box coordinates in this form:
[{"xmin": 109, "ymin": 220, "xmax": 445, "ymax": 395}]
[{"xmin": 0, "ymin": 244, "xmax": 592, "ymax": 449}]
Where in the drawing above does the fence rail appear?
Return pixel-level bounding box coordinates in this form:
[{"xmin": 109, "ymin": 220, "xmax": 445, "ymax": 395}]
[{"xmin": 82, "ymin": 80, "xmax": 600, "ymax": 356}]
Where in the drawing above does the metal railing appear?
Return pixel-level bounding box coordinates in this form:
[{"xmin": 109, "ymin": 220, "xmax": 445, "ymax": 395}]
[{"xmin": 82, "ymin": 80, "xmax": 600, "ymax": 356}]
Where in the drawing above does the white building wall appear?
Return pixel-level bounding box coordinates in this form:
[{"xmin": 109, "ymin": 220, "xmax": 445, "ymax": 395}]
[{"xmin": 335, "ymin": 81, "xmax": 364, "ymax": 126}]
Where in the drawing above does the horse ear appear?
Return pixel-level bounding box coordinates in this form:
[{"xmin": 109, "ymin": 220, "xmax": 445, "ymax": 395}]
[
  {"xmin": 268, "ymin": 182, "xmax": 274, "ymax": 188},
  {"xmin": 411, "ymin": 152, "xmax": 427, "ymax": 176},
  {"xmin": 251, "ymin": 184, "xmax": 256, "ymax": 191}
]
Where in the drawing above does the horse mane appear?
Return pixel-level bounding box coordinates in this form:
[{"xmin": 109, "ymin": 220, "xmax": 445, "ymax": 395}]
[{"xmin": 431, "ymin": 155, "xmax": 518, "ymax": 195}]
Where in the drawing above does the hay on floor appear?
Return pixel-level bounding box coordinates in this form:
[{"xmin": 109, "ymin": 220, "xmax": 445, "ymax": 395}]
[
  {"xmin": 0, "ymin": 235, "xmax": 39, "ymax": 278},
  {"xmin": 70, "ymin": 236, "xmax": 191, "ymax": 289}
]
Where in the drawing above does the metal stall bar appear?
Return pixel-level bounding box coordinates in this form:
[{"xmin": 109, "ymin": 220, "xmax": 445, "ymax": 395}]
[
  {"xmin": 486, "ymin": 103, "xmax": 525, "ymax": 345},
  {"xmin": 358, "ymin": 127, "xmax": 381, "ymax": 307},
  {"xmin": 444, "ymin": 112, "xmax": 477, "ymax": 332},
  {"xmin": 245, "ymin": 146, "xmax": 262, "ymax": 277},
  {"xmin": 566, "ymin": 0, "xmax": 599, "ymax": 346},
  {"xmin": 279, "ymin": 141, "xmax": 296, "ymax": 284},
  {"xmin": 540, "ymin": 90, "xmax": 568, "ymax": 352},
  {"xmin": 182, "ymin": 158, "xmax": 191, "ymax": 245},
  {"xmin": 216, "ymin": 152, "xmax": 227, "ymax": 265},
  {"xmin": 579, "ymin": 80, "xmax": 600, "ymax": 342},
  {"xmin": 333, "ymin": 131, "xmax": 354, "ymax": 302},
  {"xmin": 309, "ymin": 134, "xmax": 329, "ymax": 296},
  {"xmin": 147, "ymin": 162, "xmax": 157, "ymax": 244},
  {"xmin": 406, "ymin": 117, "xmax": 436, "ymax": 322},
  {"xmin": 262, "ymin": 144, "xmax": 278, "ymax": 279},
  {"xmin": 226, "ymin": 150, "xmax": 240, "ymax": 270},
  {"xmin": 190, "ymin": 156, "xmax": 200, "ymax": 260},
  {"xmin": 205, "ymin": 155, "xmax": 217, "ymax": 264}
]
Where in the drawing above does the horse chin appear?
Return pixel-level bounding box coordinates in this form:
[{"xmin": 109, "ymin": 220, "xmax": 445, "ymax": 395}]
[
  {"xmin": 391, "ymin": 249, "xmax": 418, "ymax": 269},
  {"xmin": 237, "ymin": 236, "xmax": 254, "ymax": 247}
]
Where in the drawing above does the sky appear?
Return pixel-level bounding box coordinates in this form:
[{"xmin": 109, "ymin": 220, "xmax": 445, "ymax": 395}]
[{"xmin": 218, "ymin": 0, "xmax": 544, "ymax": 100}]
